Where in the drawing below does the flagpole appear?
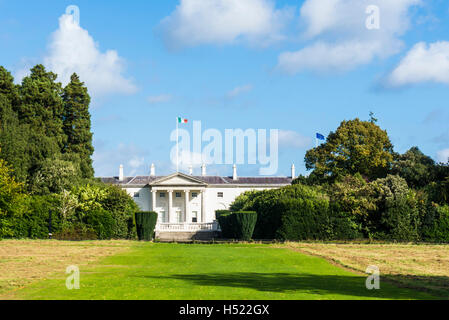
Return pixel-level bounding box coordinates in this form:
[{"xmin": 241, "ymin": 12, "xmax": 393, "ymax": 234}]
[{"xmin": 176, "ymin": 118, "xmax": 179, "ymax": 173}]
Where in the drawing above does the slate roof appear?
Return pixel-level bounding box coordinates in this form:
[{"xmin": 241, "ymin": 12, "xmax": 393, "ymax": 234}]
[{"xmin": 100, "ymin": 175, "xmax": 292, "ymax": 186}]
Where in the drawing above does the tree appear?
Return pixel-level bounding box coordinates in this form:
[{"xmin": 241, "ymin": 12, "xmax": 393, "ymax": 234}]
[
  {"xmin": 0, "ymin": 155, "xmax": 25, "ymax": 237},
  {"xmin": 17, "ymin": 65, "xmax": 66, "ymax": 180},
  {"xmin": 392, "ymin": 147, "xmax": 435, "ymax": 189},
  {"xmin": 62, "ymin": 74, "xmax": 94, "ymax": 178},
  {"xmin": 0, "ymin": 67, "xmax": 31, "ymax": 182},
  {"xmin": 305, "ymin": 118, "xmax": 394, "ymax": 182},
  {"xmin": 31, "ymin": 157, "xmax": 80, "ymax": 195}
]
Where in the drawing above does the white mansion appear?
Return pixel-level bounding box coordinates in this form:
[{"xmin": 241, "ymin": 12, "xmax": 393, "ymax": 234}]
[{"xmin": 101, "ymin": 164, "xmax": 294, "ymax": 239}]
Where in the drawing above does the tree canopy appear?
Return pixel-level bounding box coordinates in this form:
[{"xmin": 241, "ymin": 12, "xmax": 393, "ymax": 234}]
[{"xmin": 305, "ymin": 118, "xmax": 394, "ymax": 182}]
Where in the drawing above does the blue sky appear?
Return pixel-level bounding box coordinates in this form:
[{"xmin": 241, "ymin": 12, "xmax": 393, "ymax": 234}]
[{"xmin": 1, "ymin": 0, "xmax": 449, "ymax": 178}]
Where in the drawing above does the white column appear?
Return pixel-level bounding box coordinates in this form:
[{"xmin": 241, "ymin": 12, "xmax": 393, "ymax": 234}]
[
  {"xmin": 168, "ymin": 190, "xmax": 174, "ymax": 223},
  {"xmin": 201, "ymin": 190, "xmax": 206, "ymax": 223},
  {"xmin": 184, "ymin": 190, "xmax": 190, "ymax": 223},
  {"xmin": 151, "ymin": 190, "xmax": 157, "ymax": 211}
]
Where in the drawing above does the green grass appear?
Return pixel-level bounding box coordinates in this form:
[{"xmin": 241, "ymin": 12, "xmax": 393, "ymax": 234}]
[{"xmin": 8, "ymin": 243, "xmax": 438, "ymax": 300}]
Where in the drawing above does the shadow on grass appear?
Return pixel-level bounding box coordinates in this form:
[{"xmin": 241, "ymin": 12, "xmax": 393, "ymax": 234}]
[{"xmin": 140, "ymin": 272, "xmax": 440, "ymax": 299}]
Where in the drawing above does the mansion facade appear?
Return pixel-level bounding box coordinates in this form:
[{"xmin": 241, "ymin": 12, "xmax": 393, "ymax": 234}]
[{"xmin": 101, "ymin": 164, "xmax": 294, "ymax": 238}]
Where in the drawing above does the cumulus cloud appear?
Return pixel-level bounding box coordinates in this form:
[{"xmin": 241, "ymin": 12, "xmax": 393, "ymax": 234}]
[
  {"xmin": 227, "ymin": 84, "xmax": 253, "ymax": 98},
  {"xmin": 148, "ymin": 94, "xmax": 173, "ymax": 104},
  {"xmin": 387, "ymin": 41, "xmax": 449, "ymax": 87},
  {"xmin": 159, "ymin": 0, "xmax": 293, "ymax": 48},
  {"xmin": 437, "ymin": 149, "xmax": 449, "ymax": 164},
  {"xmin": 278, "ymin": 0, "xmax": 420, "ymax": 73},
  {"xmin": 278, "ymin": 130, "xmax": 312, "ymax": 149},
  {"xmin": 42, "ymin": 14, "xmax": 137, "ymax": 96}
]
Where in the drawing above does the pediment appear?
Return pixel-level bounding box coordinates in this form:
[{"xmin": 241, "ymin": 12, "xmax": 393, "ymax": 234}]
[{"xmin": 150, "ymin": 173, "xmax": 207, "ymax": 186}]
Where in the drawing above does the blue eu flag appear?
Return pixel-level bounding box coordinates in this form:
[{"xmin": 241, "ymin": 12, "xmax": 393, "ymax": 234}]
[{"xmin": 316, "ymin": 133, "xmax": 325, "ymax": 141}]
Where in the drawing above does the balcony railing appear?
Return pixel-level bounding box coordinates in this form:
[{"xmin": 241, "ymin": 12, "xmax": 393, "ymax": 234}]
[{"xmin": 156, "ymin": 222, "xmax": 220, "ymax": 232}]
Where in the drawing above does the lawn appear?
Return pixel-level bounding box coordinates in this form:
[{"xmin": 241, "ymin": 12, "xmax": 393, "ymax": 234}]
[
  {"xmin": 282, "ymin": 242, "xmax": 449, "ymax": 298},
  {"xmin": 0, "ymin": 241, "xmax": 440, "ymax": 300}
]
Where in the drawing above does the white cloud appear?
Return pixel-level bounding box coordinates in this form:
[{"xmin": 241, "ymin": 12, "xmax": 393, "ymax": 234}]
[
  {"xmin": 278, "ymin": 130, "xmax": 312, "ymax": 149},
  {"xmin": 437, "ymin": 149, "xmax": 449, "ymax": 164},
  {"xmin": 387, "ymin": 41, "xmax": 449, "ymax": 87},
  {"xmin": 42, "ymin": 14, "xmax": 137, "ymax": 96},
  {"xmin": 278, "ymin": 0, "xmax": 420, "ymax": 73},
  {"xmin": 227, "ymin": 84, "xmax": 253, "ymax": 98},
  {"xmin": 148, "ymin": 94, "xmax": 172, "ymax": 104},
  {"xmin": 159, "ymin": 0, "xmax": 293, "ymax": 48}
]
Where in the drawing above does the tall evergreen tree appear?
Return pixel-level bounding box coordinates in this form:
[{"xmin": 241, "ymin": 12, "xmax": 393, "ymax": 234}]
[
  {"xmin": 19, "ymin": 64, "xmax": 66, "ymax": 149},
  {"xmin": 62, "ymin": 73, "xmax": 94, "ymax": 178},
  {"xmin": 0, "ymin": 67, "xmax": 30, "ymax": 182}
]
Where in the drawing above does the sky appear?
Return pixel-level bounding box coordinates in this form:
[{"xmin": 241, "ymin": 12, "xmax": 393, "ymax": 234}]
[{"xmin": 1, "ymin": 0, "xmax": 449, "ymax": 178}]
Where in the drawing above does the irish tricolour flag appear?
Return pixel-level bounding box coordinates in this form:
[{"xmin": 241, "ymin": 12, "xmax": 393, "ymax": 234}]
[{"xmin": 177, "ymin": 117, "xmax": 188, "ymax": 124}]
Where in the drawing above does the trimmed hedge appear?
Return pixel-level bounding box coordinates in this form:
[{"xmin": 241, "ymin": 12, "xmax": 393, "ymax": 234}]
[
  {"xmin": 215, "ymin": 210, "xmax": 231, "ymax": 219},
  {"xmin": 234, "ymin": 211, "xmax": 257, "ymax": 240},
  {"xmin": 217, "ymin": 212, "xmax": 237, "ymax": 239},
  {"xmin": 217, "ymin": 211, "xmax": 258, "ymax": 240},
  {"xmin": 135, "ymin": 211, "xmax": 158, "ymax": 241}
]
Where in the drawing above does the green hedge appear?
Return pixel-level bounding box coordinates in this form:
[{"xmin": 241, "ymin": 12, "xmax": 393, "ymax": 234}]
[
  {"xmin": 215, "ymin": 210, "xmax": 231, "ymax": 219},
  {"xmin": 234, "ymin": 211, "xmax": 257, "ymax": 240},
  {"xmin": 135, "ymin": 211, "xmax": 158, "ymax": 241},
  {"xmin": 421, "ymin": 205, "xmax": 449, "ymax": 242},
  {"xmin": 217, "ymin": 212, "xmax": 237, "ymax": 239},
  {"xmin": 217, "ymin": 211, "xmax": 258, "ymax": 240}
]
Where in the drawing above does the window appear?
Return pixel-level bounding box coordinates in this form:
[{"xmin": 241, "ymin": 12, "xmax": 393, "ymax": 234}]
[
  {"xmin": 217, "ymin": 192, "xmax": 223, "ymax": 198},
  {"xmin": 133, "ymin": 192, "xmax": 140, "ymax": 198},
  {"xmin": 176, "ymin": 192, "xmax": 182, "ymax": 198},
  {"xmin": 192, "ymin": 211, "xmax": 198, "ymax": 223},
  {"xmin": 159, "ymin": 192, "xmax": 165, "ymax": 198},
  {"xmin": 160, "ymin": 211, "xmax": 166, "ymax": 223},
  {"xmin": 192, "ymin": 192, "xmax": 198, "ymax": 198}
]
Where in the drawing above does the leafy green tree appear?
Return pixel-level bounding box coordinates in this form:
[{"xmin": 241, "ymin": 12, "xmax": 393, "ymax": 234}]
[
  {"xmin": 372, "ymin": 175, "xmax": 420, "ymax": 241},
  {"xmin": 0, "ymin": 156, "xmax": 26, "ymax": 237},
  {"xmin": 62, "ymin": 74, "xmax": 94, "ymax": 178},
  {"xmin": 305, "ymin": 118, "xmax": 394, "ymax": 182},
  {"xmin": 31, "ymin": 157, "xmax": 80, "ymax": 195},
  {"xmin": 392, "ymin": 147, "xmax": 435, "ymax": 189}
]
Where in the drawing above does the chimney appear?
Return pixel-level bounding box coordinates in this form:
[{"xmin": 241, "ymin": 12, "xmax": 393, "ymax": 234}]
[
  {"xmin": 189, "ymin": 165, "xmax": 193, "ymax": 175},
  {"xmin": 291, "ymin": 164, "xmax": 296, "ymax": 179},
  {"xmin": 233, "ymin": 164, "xmax": 238, "ymax": 181},
  {"xmin": 119, "ymin": 164, "xmax": 124, "ymax": 181},
  {"xmin": 150, "ymin": 163, "xmax": 155, "ymax": 177},
  {"xmin": 201, "ymin": 163, "xmax": 206, "ymax": 176}
]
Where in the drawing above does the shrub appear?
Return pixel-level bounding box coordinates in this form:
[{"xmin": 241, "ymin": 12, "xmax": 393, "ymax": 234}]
[
  {"xmin": 11, "ymin": 194, "xmax": 61, "ymax": 239},
  {"xmin": 135, "ymin": 211, "xmax": 158, "ymax": 241},
  {"xmin": 215, "ymin": 210, "xmax": 231, "ymax": 220},
  {"xmin": 234, "ymin": 211, "xmax": 257, "ymax": 241},
  {"xmin": 217, "ymin": 213, "xmax": 237, "ymax": 239},
  {"xmin": 421, "ymin": 205, "xmax": 449, "ymax": 242},
  {"xmin": 86, "ymin": 208, "xmax": 115, "ymax": 240},
  {"xmin": 54, "ymin": 223, "xmax": 97, "ymax": 241}
]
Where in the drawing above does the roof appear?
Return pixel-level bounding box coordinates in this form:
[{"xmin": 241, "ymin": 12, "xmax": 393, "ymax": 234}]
[{"xmin": 99, "ymin": 174, "xmax": 292, "ymax": 187}]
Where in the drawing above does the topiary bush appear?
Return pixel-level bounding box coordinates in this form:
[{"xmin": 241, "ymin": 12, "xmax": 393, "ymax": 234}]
[
  {"xmin": 217, "ymin": 212, "xmax": 237, "ymax": 239},
  {"xmin": 215, "ymin": 210, "xmax": 231, "ymax": 220},
  {"xmin": 135, "ymin": 211, "xmax": 158, "ymax": 241},
  {"xmin": 234, "ymin": 211, "xmax": 257, "ymax": 241}
]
